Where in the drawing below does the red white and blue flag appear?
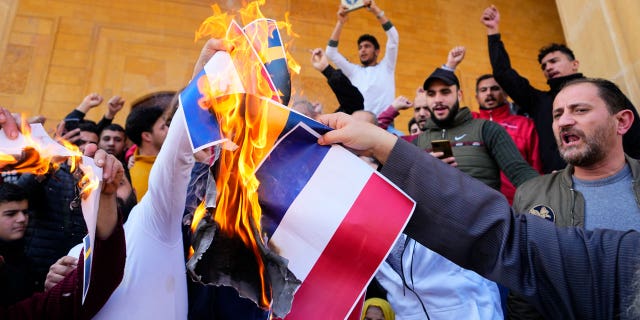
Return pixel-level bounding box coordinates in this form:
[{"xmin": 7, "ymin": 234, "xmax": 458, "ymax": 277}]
[
  {"xmin": 180, "ymin": 18, "xmax": 415, "ymax": 319},
  {"xmin": 256, "ymin": 124, "xmax": 415, "ymax": 319}
]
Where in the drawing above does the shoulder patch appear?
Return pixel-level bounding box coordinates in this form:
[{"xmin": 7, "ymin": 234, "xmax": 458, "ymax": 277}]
[{"xmin": 528, "ymin": 205, "xmax": 555, "ymax": 222}]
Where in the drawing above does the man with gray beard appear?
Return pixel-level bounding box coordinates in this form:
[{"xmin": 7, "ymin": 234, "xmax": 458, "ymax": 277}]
[
  {"xmin": 315, "ymin": 110, "xmax": 640, "ymax": 319},
  {"xmin": 510, "ymin": 78, "xmax": 640, "ymax": 318}
]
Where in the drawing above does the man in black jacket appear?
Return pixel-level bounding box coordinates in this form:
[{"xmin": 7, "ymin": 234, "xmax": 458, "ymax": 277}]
[{"xmin": 480, "ymin": 5, "xmax": 640, "ymax": 173}]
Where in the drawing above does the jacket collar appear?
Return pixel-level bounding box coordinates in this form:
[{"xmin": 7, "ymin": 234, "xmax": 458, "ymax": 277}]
[
  {"xmin": 478, "ymin": 103, "xmax": 511, "ymax": 120},
  {"xmin": 425, "ymin": 107, "xmax": 473, "ymax": 130},
  {"xmin": 559, "ymin": 154, "xmax": 640, "ymax": 187},
  {"xmin": 547, "ymin": 73, "xmax": 585, "ymax": 95}
]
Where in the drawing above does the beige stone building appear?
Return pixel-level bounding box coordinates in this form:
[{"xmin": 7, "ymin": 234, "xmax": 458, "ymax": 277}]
[{"xmin": 0, "ymin": 0, "xmax": 636, "ymax": 134}]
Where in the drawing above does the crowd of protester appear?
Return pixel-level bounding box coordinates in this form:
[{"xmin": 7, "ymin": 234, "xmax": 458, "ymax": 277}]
[{"xmin": 0, "ymin": 0, "xmax": 639, "ymax": 319}]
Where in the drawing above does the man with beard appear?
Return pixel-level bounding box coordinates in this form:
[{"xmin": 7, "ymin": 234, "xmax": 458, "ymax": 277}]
[
  {"xmin": 413, "ymin": 66, "xmax": 539, "ymax": 191},
  {"xmin": 370, "ymin": 64, "xmax": 538, "ymax": 319},
  {"xmin": 509, "ymin": 78, "xmax": 640, "ymax": 319},
  {"xmin": 315, "ymin": 111, "xmax": 640, "ymax": 319},
  {"xmin": 325, "ymin": 0, "xmax": 398, "ymax": 116},
  {"xmin": 481, "ymin": 5, "xmax": 640, "ymax": 173},
  {"xmin": 376, "ymin": 47, "xmax": 468, "ymax": 139},
  {"xmin": 376, "ymin": 87, "xmax": 430, "ymax": 140}
]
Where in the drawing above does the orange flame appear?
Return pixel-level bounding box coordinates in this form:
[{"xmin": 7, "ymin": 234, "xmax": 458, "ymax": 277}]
[
  {"xmin": 190, "ymin": 201, "xmax": 208, "ymax": 235},
  {"xmin": 210, "ymin": 94, "xmax": 272, "ymax": 308},
  {"xmin": 78, "ymin": 161, "xmax": 100, "ymax": 200},
  {"xmin": 0, "ymin": 121, "xmax": 96, "ymax": 203},
  {"xmin": 0, "ymin": 120, "xmax": 82, "ymax": 175},
  {"xmin": 194, "ymin": 4, "xmax": 233, "ymax": 41},
  {"xmin": 188, "ymin": 0, "xmax": 301, "ymax": 309},
  {"xmin": 279, "ymin": 12, "xmax": 301, "ymax": 75},
  {"xmin": 188, "ymin": 200, "xmax": 208, "ymax": 259}
]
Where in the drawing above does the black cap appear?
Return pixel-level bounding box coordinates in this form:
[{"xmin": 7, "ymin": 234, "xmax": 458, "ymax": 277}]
[{"xmin": 423, "ymin": 68, "xmax": 460, "ymax": 90}]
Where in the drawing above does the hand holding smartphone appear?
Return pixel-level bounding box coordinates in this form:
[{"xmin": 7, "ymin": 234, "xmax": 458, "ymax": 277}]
[
  {"xmin": 431, "ymin": 140, "xmax": 453, "ymax": 159},
  {"xmin": 64, "ymin": 118, "xmax": 80, "ymax": 133}
]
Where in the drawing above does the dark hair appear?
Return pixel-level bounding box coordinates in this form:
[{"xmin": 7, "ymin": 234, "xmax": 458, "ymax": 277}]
[
  {"xmin": 560, "ymin": 78, "xmax": 627, "ymax": 114},
  {"xmin": 0, "ymin": 183, "xmax": 27, "ymax": 205},
  {"xmin": 101, "ymin": 123, "xmax": 125, "ymax": 134},
  {"xmin": 537, "ymin": 43, "xmax": 575, "ymax": 64},
  {"xmin": 357, "ymin": 34, "xmax": 380, "ymax": 50},
  {"xmin": 475, "ymin": 74, "xmax": 495, "ymax": 92},
  {"xmin": 78, "ymin": 120, "xmax": 99, "ymax": 135},
  {"xmin": 408, "ymin": 118, "xmax": 417, "ymax": 131},
  {"xmin": 131, "ymin": 91, "xmax": 177, "ymax": 111},
  {"xmin": 125, "ymin": 105, "xmax": 164, "ymax": 146}
]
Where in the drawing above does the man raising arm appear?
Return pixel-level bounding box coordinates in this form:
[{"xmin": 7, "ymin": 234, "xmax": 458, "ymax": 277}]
[{"xmin": 325, "ymin": 0, "xmax": 399, "ymax": 115}]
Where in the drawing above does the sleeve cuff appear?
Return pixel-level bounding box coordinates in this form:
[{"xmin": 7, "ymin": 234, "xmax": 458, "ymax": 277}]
[
  {"xmin": 441, "ymin": 64, "xmax": 455, "ymax": 72},
  {"xmin": 382, "ymin": 21, "xmax": 393, "ymax": 31},
  {"xmin": 321, "ymin": 65, "xmax": 337, "ymax": 78},
  {"xmin": 327, "ymin": 40, "xmax": 339, "ymax": 47},
  {"xmin": 65, "ymin": 109, "xmax": 86, "ymax": 120}
]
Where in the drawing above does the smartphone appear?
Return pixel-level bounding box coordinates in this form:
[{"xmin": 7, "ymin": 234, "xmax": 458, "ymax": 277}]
[
  {"xmin": 341, "ymin": 0, "xmax": 365, "ymax": 12},
  {"xmin": 64, "ymin": 118, "xmax": 80, "ymax": 132},
  {"xmin": 431, "ymin": 140, "xmax": 453, "ymax": 159}
]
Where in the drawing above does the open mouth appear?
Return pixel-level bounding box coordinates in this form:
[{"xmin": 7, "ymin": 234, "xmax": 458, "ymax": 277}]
[{"xmin": 561, "ymin": 131, "xmax": 581, "ymax": 146}]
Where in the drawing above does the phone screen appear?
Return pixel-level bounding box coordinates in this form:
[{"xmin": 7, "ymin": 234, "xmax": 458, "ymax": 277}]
[
  {"xmin": 64, "ymin": 119, "xmax": 80, "ymax": 132},
  {"xmin": 431, "ymin": 140, "xmax": 453, "ymax": 159}
]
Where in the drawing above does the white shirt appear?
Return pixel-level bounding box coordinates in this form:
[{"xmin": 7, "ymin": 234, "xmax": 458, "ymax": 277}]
[
  {"xmin": 376, "ymin": 236, "xmax": 503, "ymax": 320},
  {"xmin": 92, "ymin": 106, "xmax": 193, "ymax": 319},
  {"xmin": 326, "ymin": 25, "xmax": 399, "ymax": 116}
]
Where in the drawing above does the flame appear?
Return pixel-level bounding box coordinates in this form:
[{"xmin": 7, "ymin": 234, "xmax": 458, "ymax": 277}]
[
  {"xmin": 78, "ymin": 163, "xmax": 100, "ymax": 200},
  {"xmin": 211, "ymin": 94, "xmax": 272, "ymax": 308},
  {"xmin": 0, "ymin": 120, "xmax": 97, "ymax": 205},
  {"xmin": 57, "ymin": 138, "xmax": 83, "ymax": 173},
  {"xmin": 239, "ymin": 0, "xmax": 268, "ymax": 26},
  {"xmin": 190, "ymin": 201, "xmax": 208, "ymax": 235},
  {"xmin": 188, "ymin": 0, "xmax": 302, "ymax": 309},
  {"xmin": 0, "ymin": 120, "xmax": 82, "ymax": 175},
  {"xmin": 279, "ymin": 12, "xmax": 301, "ymax": 75},
  {"xmin": 194, "ymin": 4, "xmax": 233, "ymax": 41}
]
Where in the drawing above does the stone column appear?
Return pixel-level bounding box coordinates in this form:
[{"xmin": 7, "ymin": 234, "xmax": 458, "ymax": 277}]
[{"xmin": 556, "ymin": 0, "xmax": 640, "ymax": 107}]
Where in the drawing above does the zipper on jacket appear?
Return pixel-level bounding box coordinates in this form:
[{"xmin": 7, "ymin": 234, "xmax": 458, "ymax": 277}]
[{"xmin": 569, "ymin": 187, "xmax": 577, "ymax": 226}]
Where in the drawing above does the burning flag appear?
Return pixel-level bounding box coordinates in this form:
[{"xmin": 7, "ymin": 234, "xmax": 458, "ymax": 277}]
[
  {"xmin": 0, "ymin": 123, "xmax": 102, "ymax": 303},
  {"xmin": 182, "ymin": 1, "xmax": 414, "ymax": 319},
  {"xmin": 256, "ymin": 124, "xmax": 415, "ymax": 319}
]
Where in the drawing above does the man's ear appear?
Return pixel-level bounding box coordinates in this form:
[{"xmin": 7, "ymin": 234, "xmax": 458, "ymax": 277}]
[
  {"xmin": 616, "ymin": 109, "xmax": 634, "ymax": 135},
  {"xmin": 571, "ymin": 59, "xmax": 580, "ymax": 72},
  {"xmin": 457, "ymin": 88, "xmax": 463, "ymax": 102},
  {"xmin": 141, "ymin": 131, "xmax": 153, "ymax": 144}
]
